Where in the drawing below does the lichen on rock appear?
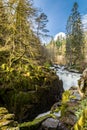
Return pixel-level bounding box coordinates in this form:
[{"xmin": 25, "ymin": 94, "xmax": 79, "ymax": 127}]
[{"xmin": 0, "ymin": 107, "xmax": 19, "ymax": 130}]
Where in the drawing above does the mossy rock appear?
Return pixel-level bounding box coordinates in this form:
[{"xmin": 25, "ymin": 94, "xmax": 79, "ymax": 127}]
[
  {"xmin": 0, "ymin": 107, "xmax": 19, "ymax": 130},
  {"xmin": 19, "ymin": 113, "xmax": 52, "ymax": 130},
  {"xmin": 3, "ymin": 114, "xmax": 15, "ymax": 120},
  {"xmin": 0, "ymin": 67, "xmax": 64, "ymax": 122},
  {"xmin": 1, "ymin": 126, "xmax": 19, "ymax": 130},
  {"xmin": 0, "ymin": 107, "xmax": 8, "ymax": 115}
]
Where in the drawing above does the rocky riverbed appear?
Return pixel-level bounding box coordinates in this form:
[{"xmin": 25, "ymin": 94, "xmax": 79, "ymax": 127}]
[
  {"xmin": 19, "ymin": 65, "xmax": 83, "ymax": 130},
  {"xmin": 0, "ymin": 65, "xmax": 87, "ymax": 130},
  {"xmin": 51, "ymin": 65, "xmax": 81, "ymax": 90},
  {"xmin": 37, "ymin": 66, "xmax": 87, "ymax": 130},
  {"xmin": 0, "ymin": 66, "xmax": 64, "ymax": 129}
]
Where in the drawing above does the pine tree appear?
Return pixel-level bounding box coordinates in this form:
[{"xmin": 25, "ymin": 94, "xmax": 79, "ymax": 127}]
[
  {"xmin": 35, "ymin": 12, "xmax": 49, "ymax": 38},
  {"xmin": 66, "ymin": 2, "xmax": 84, "ymax": 67},
  {"xmin": 0, "ymin": 0, "xmax": 49, "ymax": 67},
  {"xmin": 15, "ymin": 0, "xmax": 42, "ymax": 63},
  {"xmin": 6, "ymin": 0, "xmax": 37, "ymax": 66},
  {"xmin": 0, "ymin": 0, "xmax": 10, "ymax": 65},
  {"xmin": 0, "ymin": 0, "xmax": 8, "ymax": 46},
  {"xmin": 66, "ymin": 16, "xmax": 73, "ymax": 66}
]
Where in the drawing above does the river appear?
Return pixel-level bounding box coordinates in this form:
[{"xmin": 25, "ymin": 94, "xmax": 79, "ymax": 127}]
[
  {"xmin": 36, "ymin": 65, "xmax": 81, "ymax": 118},
  {"xmin": 54, "ymin": 65, "xmax": 81, "ymax": 90}
]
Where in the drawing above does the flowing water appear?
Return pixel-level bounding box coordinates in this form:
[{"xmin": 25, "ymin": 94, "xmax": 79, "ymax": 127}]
[
  {"xmin": 54, "ymin": 65, "xmax": 81, "ymax": 90},
  {"xmin": 36, "ymin": 65, "xmax": 81, "ymax": 118}
]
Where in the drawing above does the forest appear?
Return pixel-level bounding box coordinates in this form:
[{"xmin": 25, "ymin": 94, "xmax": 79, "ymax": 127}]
[
  {"xmin": 0, "ymin": 0, "xmax": 87, "ymax": 130},
  {"xmin": 47, "ymin": 2, "xmax": 87, "ymax": 71}
]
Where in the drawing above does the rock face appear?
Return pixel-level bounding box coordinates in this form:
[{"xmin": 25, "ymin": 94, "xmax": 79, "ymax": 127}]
[
  {"xmin": 0, "ymin": 73, "xmax": 64, "ymax": 122},
  {"xmin": 39, "ymin": 85, "xmax": 83, "ymax": 130},
  {"xmin": 78, "ymin": 68, "xmax": 87, "ymax": 97},
  {"xmin": 0, "ymin": 107, "xmax": 19, "ymax": 130},
  {"xmin": 39, "ymin": 100, "xmax": 78, "ymax": 130},
  {"xmin": 20, "ymin": 68, "xmax": 87, "ymax": 130},
  {"xmin": 40, "ymin": 118, "xmax": 59, "ymax": 130}
]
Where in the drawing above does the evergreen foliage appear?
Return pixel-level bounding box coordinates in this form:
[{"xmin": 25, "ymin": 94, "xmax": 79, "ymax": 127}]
[
  {"xmin": 0, "ymin": 0, "xmax": 50, "ymax": 90},
  {"xmin": 66, "ymin": 2, "xmax": 84, "ymax": 67},
  {"xmin": 35, "ymin": 12, "xmax": 49, "ymax": 43}
]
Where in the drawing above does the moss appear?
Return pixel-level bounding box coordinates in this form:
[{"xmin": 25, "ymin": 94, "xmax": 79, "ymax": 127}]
[
  {"xmin": 9, "ymin": 91, "xmax": 40, "ymax": 121},
  {"xmin": 3, "ymin": 114, "xmax": 15, "ymax": 120},
  {"xmin": 73, "ymin": 109, "xmax": 87, "ymax": 130},
  {"xmin": 0, "ymin": 107, "xmax": 19, "ymax": 130},
  {"xmin": 73, "ymin": 98, "xmax": 87, "ymax": 130},
  {"xmin": 0, "ymin": 108, "xmax": 8, "ymax": 115},
  {"xmin": 0, "ymin": 64, "xmax": 63, "ymax": 122},
  {"xmin": 57, "ymin": 97, "xmax": 87, "ymax": 130},
  {"xmin": 1, "ymin": 126, "xmax": 19, "ymax": 130},
  {"xmin": 19, "ymin": 113, "xmax": 55, "ymax": 130}
]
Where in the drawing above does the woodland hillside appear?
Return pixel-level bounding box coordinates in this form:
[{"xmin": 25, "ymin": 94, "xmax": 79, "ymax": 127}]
[{"xmin": 0, "ymin": 1, "xmax": 87, "ymax": 130}]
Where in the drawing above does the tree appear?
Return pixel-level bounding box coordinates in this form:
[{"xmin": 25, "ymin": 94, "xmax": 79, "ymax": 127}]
[
  {"xmin": 55, "ymin": 36, "xmax": 66, "ymax": 55},
  {"xmin": 66, "ymin": 16, "xmax": 73, "ymax": 66},
  {"xmin": 6, "ymin": 0, "xmax": 38, "ymax": 67},
  {"xmin": 35, "ymin": 12, "xmax": 49, "ymax": 38},
  {"xmin": 15, "ymin": 0, "xmax": 43, "ymax": 63},
  {"xmin": 0, "ymin": 0, "xmax": 49, "ymax": 68},
  {"xmin": 0, "ymin": 1, "xmax": 10, "ymax": 66},
  {"xmin": 0, "ymin": 0, "xmax": 8, "ymax": 46},
  {"xmin": 66, "ymin": 2, "xmax": 84, "ymax": 67}
]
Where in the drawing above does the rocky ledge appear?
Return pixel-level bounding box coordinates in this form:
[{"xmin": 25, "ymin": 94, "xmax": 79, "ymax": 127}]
[
  {"xmin": 19, "ymin": 68, "xmax": 87, "ymax": 130},
  {"xmin": 0, "ymin": 67, "xmax": 64, "ymax": 122},
  {"xmin": 0, "ymin": 107, "xmax": 19, "ymax": 130},
  {"xmin": 39, "ymin": 68, "xmax": 87, "ymax": 130}
]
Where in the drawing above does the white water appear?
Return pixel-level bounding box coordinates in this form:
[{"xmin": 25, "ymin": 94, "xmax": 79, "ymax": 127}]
[
  {"xmin": 55, "ymin": 65, "xmax": 81, "ymax": 90},
  {"xmin": 36, "ymin": 65, "xmax": 81, "ymax": 118}
]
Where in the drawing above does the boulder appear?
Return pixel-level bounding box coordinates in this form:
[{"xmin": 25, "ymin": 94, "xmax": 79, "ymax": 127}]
[
  {"xmin": 0, "ymin": 73, "xmax": 64, "ymax": 122},
  {"xmin": 82, "ymin": 68, "xmax": 87, "ymax": 79},
  {"xmin": 0, "ymin": 107, "xmax": 19, "ymax": 130},
  {"xmin": 67, "ymin": 68, "xmax": 79, "ymax": 73},
  {"xmin": 69, "ymin": 87, "xmax": 81, "ymax": 100},
  {"xmin": 40, "ymin": 118, "xmax": 59, "ymax": 130},
  {"xmin": 57, "ymin": 122, "xmax": 69, "ymax": 130},
  {"xmin": 39, "ymin": 97, "xmax": 79, "ymax": 130},
  {"xmin": 78, "ymin": 68, "xmax": 87, "ymax": 97}
]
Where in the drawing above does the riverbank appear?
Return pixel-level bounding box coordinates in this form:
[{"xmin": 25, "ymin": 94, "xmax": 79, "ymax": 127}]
[
  {"xmin": 19, "ymin": 66, "xmax": 87, "ymax": 130},
  {"xmin": 0, "ymin": 65, "xmax": 87, "ymax": 130},
  {"xmin": 0, "ymin": 65, "xmax": 64, "ymax": 123}
]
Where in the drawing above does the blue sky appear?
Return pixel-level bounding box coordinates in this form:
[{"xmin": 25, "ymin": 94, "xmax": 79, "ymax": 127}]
[{"xmin": 33, "ymin": 0, "xmax": 87, "ymax": 38}]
